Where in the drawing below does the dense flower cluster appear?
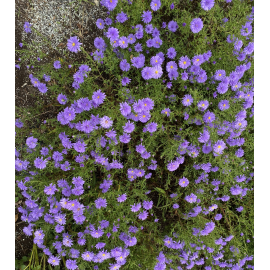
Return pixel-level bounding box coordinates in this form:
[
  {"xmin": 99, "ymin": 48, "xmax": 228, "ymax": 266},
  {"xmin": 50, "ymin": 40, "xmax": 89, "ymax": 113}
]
[{"xmin": 16, "ymin": 0, "xmax": 254, "ymax": 269}]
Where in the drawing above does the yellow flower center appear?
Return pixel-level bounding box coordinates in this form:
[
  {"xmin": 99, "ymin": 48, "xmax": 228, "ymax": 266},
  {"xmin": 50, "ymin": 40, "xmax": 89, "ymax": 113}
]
[
  {"xmin": 170, "ymin": 66, "xmax": 173, "ymax": 69},
  {"xmin": 143, "ymin": 115, "xmax": 146, "ymax": 118},
  {"xmin": 165, "ymin": 111, "xmax": 167, "ymax": 114},
  {"xmin": 103, "ymin": 254, "xmax": 105, "ymax": 256},
  {"xmin": 239, "ymin": 123, "xmax": 242, "ymax": 126},
  {"xmin": 53, "ymin": 260, "xmax": 55, "ymax": 262},
  {"xmin": 219, "ymin": 74, "xmax": 221, "ymax": 76},
  {"xmin": 99, "ymin": 23, "xmax": 102, "ymax": 25},
  {"xmin": 87, "ymin": 254, "xmax": 89, "ymax": 257},
  {"xmin": 72, "ymin": 42, "xmax": 75, "ymax": 46},
  {"xmin": 183, "ymin": 61, "xmax": 186, "ymax": 64},
  {"xmin": 155, "ymin": 60, "xmax": 158, "ymax": 62},
  {"xmin": 59, "ymin": 218, "xmax": 62, "ymax": 222},
  {"xmin": 218, "ymin": 145, "xmax": 221, "ymax": 148},
  {"xmin": 19, "ymin": 163, "xmax": 22, "ymax": 166},
  {"xmin": 187, "ymin": 99, "xmax": 189, "ymax": 102},
  {"xmin": 223, "ymin": 104, "xmax": 226, "ymax": 106},
  {"xmin": 208, "ymin": 117, "xmax": 211, "ymax": 119},
  {"xmin": 122, "ymin": 41, "xmax": 125, "ymax": 44},
  {"xmin": 105, "ymin": 120, "xmax": 108, "ymax": 124},
  {"xmin": 155, "ymin": 70, "xmax": 158, "ymax": 74},
  {"xmin": 183, "ymin": 181, "xmax": 185, "ymax": 184},
  {"xmin": 167, "ymin": 241, "xmax": 170, "ymax": 243},
  {"xmin": 97, "ymin": 96, "xmax": 100, "ymax": 98},
  {"xmin": 155, "ymin": 3, "xmax": 157, "ymax": 5},
  {"xmin": 144, "ymin": 103, "xmax": 147, "ymax": 106},
  {"xmin": 202, "ymin": 104, "xmax": 205, "ymax": 106},
  {"xmin": 72, "ymin": 204, "xmax": 74, "ymax": 207},
  {"xmin": 196, "ymin": 59, "xmax": 199, "ymax": 62}
]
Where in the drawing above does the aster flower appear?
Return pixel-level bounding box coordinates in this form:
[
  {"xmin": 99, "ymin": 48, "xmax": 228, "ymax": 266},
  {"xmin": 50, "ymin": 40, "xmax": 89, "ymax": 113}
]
[
  {"xmin": 182, "ymin": 94, "xmax": 193, "ymax": 106},
  {"xmin": 67, "ymin": 36, "xmax": 82, "ymax": 53},
  {"xmin": 230, "ymin": 185, "xmax": 243, "ymax": 195},
  {"xmin": 185, "ymin": 193, "xmax": 197, "ymax": 203},
  {"xmin": 179, "ymin": 56, "xmax": 191, "ymax": 69},
  {"xmin": 66, "ymin": 259, "xmax": 78, "ymax": 270},
  {"xmin": 100, "ymin": 116, "xmax": 113, "ymax": 128},
  {"xmin": 95, "ymin": 198, "xmax": 107, "ymax": 209},
  {"xmin": 201, "ymin": 0, "xmax": 215, "ymax": 11},
  {"xmin": 134, "ymin": 43, "xmax": 143, "ymax": 52},
  {"xmin": 235, "ymin": 148, "xmax": 244, "ymax": 157},
  {"xmin": 107, "ymin": 27, "xmax": 119, "ymax": 40},
  {"xmin": 161, "ymin": 108, "xmax": 170, "ymax": 116},
  {"xmin": 167, "ymin": 160, "xmax": 179, "ymax": 171},
  {"xmin": 119, "ymin": 133, "xmax": 131, "ymax": 143},
  {"xmin": 138, "ymin": 210, "xmax": 148, "ymax": 220},
  {"xmin": 143, "ymin": 200, "xmax": 153, "ymax": 210},
  {"xmin": 167, "ymin": 47, "xmax": 177, "ymax": 59},
  {"xmin": 168, "ymin": 21, "xmax": 178, "ymax": 32},
  {"xmin": 120, "ymin": 59, "xmax": 130, "ymax": 71},
  {"xmin": 150, "ymin": 0, "xmax": 161, "ymax": 11},
  {"xmin": 179, "ymin": 177, "xmax": 189, "ymax": 187},
  {"xmin": 26, "ymin": 136, "xmax": 38, "ymax": 149},
  {"xmin": 218, "ymin": 100, "xmax": 230, "ymax": 111},
  {"xmin": 24, "ymin": 22, "xmax": 31, "ymax": 33},
  {"xmin": 48, "ymin": 256, "xmax": 60, "ymax": 266},
  {"xmin": 121, "ymin": 77, "xmax": 131, "ymax": 86},
  {"xmin": 213, "ymin": 140, "xmax": 226, "ymax": 154},
  {"xmin": 116, "ymin": 12, "xmax": 128, "ymax": 23},
  {"xmin": 120, "ymin": 102, "xmax": 131, "ymax": 116},
  {"xmin": 142, "ymin": 10, "xmax": 152, "ymax": 23},
  {"xmin": 215, "ymin": 214, "xmax": 222, "ymax": 220},
  {"xmin": 104, "ymin": 0, "xmax": 118, "ymax": 11},
  {"xmin": 117, "ymin": 194, "xmax": 127, "ymax": 202},
  {"xmin": 203, "ymin": 111, "xmax": 215, "ymax": 123},
  {"xmin": 54, "ymin": 61, "xmax": 61, "ymax": 69},
  {"xmin": 142, "ymin": 67, "xmax": 154, "ymax": 80},
  {"xmin": 34, "ymin": 157, "xmax": 47, "ymax": 169},
  {"xmin": 96, "ymin": 19, "xmax": 105, "ymax": 29},
  {"xmin": 166, "ymin": 61, "xmax": 177, "ymax": 72},
  {"xmin": 131, "ymin": 203, "xmax": 141, "ymax": 212},
  {"xmin": 190, "ymin": 18, "xmax": 204, "ymax": 33},
  {"xmin": 152, "ymin": 65, "xmax": 163, "ymax": 79},
  {"xmin": 192, "ymin": 55, "xmax": 204, "ymax": 66},
  {"xmin": 44, "ymin": 184, "xmax": 58, "ymax": 195},
  {"xmin": 92, "ymin": 89, "xmax": 106, "ymax": 105}
]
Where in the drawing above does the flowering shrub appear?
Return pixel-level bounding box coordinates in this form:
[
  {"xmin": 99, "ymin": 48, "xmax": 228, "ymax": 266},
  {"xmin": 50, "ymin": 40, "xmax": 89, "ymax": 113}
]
[{"xmin": 16, "ymin": 0, "xmax": 254, "ymax": 269}]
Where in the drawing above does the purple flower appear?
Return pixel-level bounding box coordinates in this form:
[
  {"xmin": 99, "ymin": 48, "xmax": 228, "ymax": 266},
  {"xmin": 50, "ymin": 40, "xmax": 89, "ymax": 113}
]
[
  {"xmin": 54, "ymin": 61, "xmax": 61, "ymax": 69},
  {"xmin": 192, "ymin": 54, "xmax": 204, "ymax": 66},
  {"xmin": 215, "ymin": 214, "xmax": 222, "ymax": 220},
  {"xmin": 218, "ymin": 100, "xmax": 230, "ymax": 111},
  {"xmin": 26, "ymin": 136, "xmax": 38, "ymax": 148},
  {"xmin": 185, "ymin": 193, "xmax": 197, "ymax": 203},
  {"xmin": 92, "ymin": 89, "xmax": 106, "ymax": 105},
  {"xmin": 119, "ymin": 37, "xmax": 129, "ymax": 49},
  {"xmin": 152, "ymin": 65, "xmax": 163, "ymax": 79},
  {"xmin": 230, "ymin": 185, "xmax": 243, "ymax": 195},
  {"xmin": 142, "ymin": 10, "xmax": 152, "ymax": 23},
  {"xmin": 96, "ymin": 18, "xmax": 105, "ymax": 29},
  {"xmin": 57, "ymin": 93, "xmax": 68, "ymax": 105},
  {"xmin": 197, "ymin": 100, "xmax": 209, "ymax": 111},
  {"xmin": 173, "ymin": 204, "xmax": 179, "ymax": 209},
  {"xmin": 73, "ymin": 141, "xmax": 87, "ymax": 153},
  {"xmin": 131, "ymin": 203, "xmax": 141, "ymax": 212},
  {"xmin": 150, "ymin": 56, "xmax": 162, "ymax": 66},
  {"xmin": 116, "ymin": 12, "xmax": 128, "ymax": 23},
  {"xmin": 150, "ymin": 0, "xmax": 161, "ymax": 11},
  {"xmin": 107, "ymin": 27, "xmax": 119, "ymax": 40},
  {"xmin": 201, "ymin": 0, "xmax": 215, "ymax": 11},
  {"xmin": 121, "ymin": 77, "xmax": 131, "ymax": 86},
  {"xmin": 190, "ymin": 18, "xmax": 204, "ymax": 33},
  {"xmin": 203, "ymin": 111, "xmax": 215, "ymax": 123},
  {"xmin": 44, "ymin": 184, "xmax": 58, "ymax": 195},
  {"xmin": 67, "ymin": 36, "xmax": 82, "ymax": 53},
  {"xmin": 142, "ymin": 67, "xmax": 154, "ymax": 80},
  {"xmin": 134, "ymin": 43, "xmax": 143, "ymax": 52},
  {"xmin": 24, "ymin": 22, "xmax": 31, "ymax": 33},
  {"xmin": 235, "ymin": 148, "xmax": 244, "ymax": 158},
  {"xmin": 138, "ymin": 210, "xmax": 148, "ymax": 220},
  {"xmin": 123, "ymin": 121, "xmax": 135, "ymax": 133},
  {"xmin": 104, "ymin": 0, "xmax": 118, "ymax": 11},
  {"xmin": 168, "ymin": 21, "xmax": 178, "ymax": 32},
  {"xmin": 213, "ymin": 140, "xmax": 226, "ymax": 154},
  {"xmin": 95, "ymin": 198, "xmax": 107, "ymax": 209},
  {"xmin": 138, "ymin": 110, "xmax": 151, "ymax": 123},
  {"xmin": 167, "ymin": 160, "xmax": 179, "ymax": 171},
  {"xmin": 120, "ymin": 102, "xmax": 131, "ymax": 116},
  {"xmin": 143, "ymin": 201, "xmax": 153, "ymax": 210},
  {"xmin": 161, "ymin": 108, "xmax": 170, "ymax": 116},
  {"xmin": 166, "ymin": 61, "xmax": 177, "ymax": 72},
  {"xmin": 179, "ymin": 177, "xmax": 189, "ymax": 187},
  {"xmin": 100, "ymin": 116, "xmax": 113, "ymax": 128},
  {"xmin": 117, "ymin": 194, "xmax": 127, "ymax": 202},
  {"xmin": 66, "ymin": 259, "xmax": 78, "ymax": 270},
  {"xmin": 182, "ymin": 94, "xmax": 193, "ymax": 106},
  {"xmin": 34, "ymin": 157, "xmax": 47, "ymax": 169},
  {"xmin": 181, "ymin": 72, "xmax": 188, "ymax": 80},
  {"xmin": 167, "ymin": 47, "xmax": 177, "ymax": 59},
  {"xmin": 120, "ymin": 59, "xmax": 130, "ymax": 71}
]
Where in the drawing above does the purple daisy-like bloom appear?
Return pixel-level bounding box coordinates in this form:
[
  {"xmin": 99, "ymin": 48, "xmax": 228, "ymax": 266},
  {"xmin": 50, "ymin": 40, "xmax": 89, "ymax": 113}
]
[
  {"xmin": 192, "ymin": 55, "xmax": 204, "ymax": 66},
  {"xmin": 185, "ymin": 193, "xmax": 197, "ymax": 203},
  {"xmin": 218, "ymin": 100, "xmax": 230, "ymax": 111},
  {"xmin": 190, "ymin": 18, "xmax": 203, "ymax": 33},
  {"xmin": 167, "ymin": 47, "xmax": 177, "ymax": 59},
  {"xmin": 168, "ymin": 21, "xmax": 178, "ymax": 32},
  {"xmin": 150, "ymin": 56, "xmax": 162, "ymax": 66},
  {"xmin": 92, "ymin": 89, "xmax": 106, "ymax": 105},
  {"xmin": 146, "ymin": 122, "xmax": 158, "ymax": 133},
  {"xmin": 181, "ymin": 72, "xmax": 188, "ymax": 81},
  {"xmin": 96, "ymin": 18, "xmax": 105, "ymax": 29},
  {"xmin": 235, "ymin": 148, "xmax": 244, "ymax": 157},
  {"xmin": 167, "ymin": 160, "xmax": 179, "ymax": 171},
  {"xmin": 182, "ymin": 94, "xmax": 193, "ymax": 106},
  {"xmin": 48, "ymin": 256, "xmax": 60, "ymax": 266},
  {"xmin": 173, "ymin": 204, "xmax": 179, "ymax": 209},
  {"xmin": 152, "ymin": 65, "xmax": 163, "ymax": 79},
  {"xmin": 119, "ymin": 133, "xmax": 131, "ymax": 143},
  {"xmin": 138, "ymin": 110, "xmax": 151, "ymax": 123},
  {"xmin": 166, "ymin": 61, "xmax": 177, "ymax": 72},
  {"xmin": 215, "ymin": 214, "xmax": 222, "ymax": 220},
  {"xmin": 142, "ymin": 10, "xmax": 152, "ymax": 23},
  {"xmin": 244, "ymin": 42, "xmax": 254, "ymax": 55},
  {"xmin": 82, "ymin": 251, "xmax": 94, "ymax": 261},
  {"xmin": 116, "ymin": 12, "xmax": 128, "ymax": 23},
  {"xmin": 230, "ymin": 185, "xmax": 243, "ymax": 195},
  {"xmin": 24, "ymin": 22, "xmax": 31, "ymax": 33},
  {"xmin": 150, "ymin": 0, "xmax": 161, "ymax": 11},
  {"xmin": 197, "ymin": 100, "xmax": 209, "ymax": 111},
  {"xmin": 236, "ymin": 206, "xmax": 244, "ymax": 212},
  {"xmin": 57, "ymin": 93, "xmax": 68, "ymax": 105},
  {"xmin": 100, "ymin": 116, "xmax": 113, "ymax": 128},
  {"xmin": 26, "ymin": 136, "xmax": 38, "ymax": 148},
  {"xmin": 214, "ymin": 69, "xmax": 226, "ymax": 81},
  {"xmin": 203, "ymin": 111, "xmax": 215, "ymax": 123},
  {"xmin": 34, "ymin": 157, "xmax": 47, "ymax": 169},
  {"xmin": 117, "ymin": 193, "xmax": 127, "ymax": 202},
  {"xmin": 66, "ymin": 259, "xmax": 78, "ymax": 270},
  {"xmin": 54, "ymin": 61, "xmax": 61, "ymax": 69},
  {"xmin": 121, "ymin": 77, "xmax": 131, "ymax": 86},
  {"xmin": 142, "ymin": 67, "xmax": 154, "ymax": 80},
  {"xmin": 120, "ymin": 59, "xmax": 130, "ymax": 71},
  {"xmin": 134, "ymin": 43, "xmax": 143, "ymax": 52},
  {"xmin": 179, "ymin": 177, "xmax": 189, "ymax": 187},
  {"xmin": 198, "ymin": 129, "xmax": 210, "ymax": 143},
  {"xmin": 107, "ymin": 27, "xmax": 119, "ymax": 40},
  {"xmin": 73, "ymin": 141, "xmax": 86, "ymax": 153},
  {"xmin": 161, "ymin": 108, "xmax": 170, "ymax": 116},
  {"xmin": 95, "ymin": 198, "xmax": 107, "ymax": 209},
  {"xmin": 213, "ymin": 140, "xmax": 226, "ymax": 154},
  {"xmin": 179, "ymin": 56, "xmax": 191, "ymax": 69},
  {"xmin": 44, "ymin": 183, "xmax": 58, "ymax": 195},
  {"xmin": 217, "ymin": 82, "xmax": 229, "ymax": 94},
  {"xmin": 67, "ymin": 36, "xmax": 82, "ymax": 53},
  {"xmin": 123, "ymin": 121, "xmax": 135, "ymax": 133},
  {"xmin": 138, "ymin": 210, "xmax": 148, "ymax": 220},
  {"xmin": 145, "ymin": 24, "xmax": 153, "ymax": 34},
  {"xmin": 120, "ymin": 102, "xmax": 131, "ymax": 116},
  {"xmin": 104, "ymin": 0, "xmax": 118, "ymax": 11},
  {"xmin": 143, "ymin": 200, "xmax": 153, "ymax": 210},
  {"xmin": 131, "ymin": 203, "xmax": 141, "ymax": 212},
  {"xmin": 201, "ymin": 0, "xmax": 215, "ymax": 11},
  {"xmin": 119, "ymin": 37, "xmax": 129, "ymax": 49}
]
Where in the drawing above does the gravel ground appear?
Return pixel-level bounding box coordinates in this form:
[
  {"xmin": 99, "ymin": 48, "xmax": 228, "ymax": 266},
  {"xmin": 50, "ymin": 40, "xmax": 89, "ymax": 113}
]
[{"xmin": 15, "ymin": 0, "xmax": 107, "ymax": 260}]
